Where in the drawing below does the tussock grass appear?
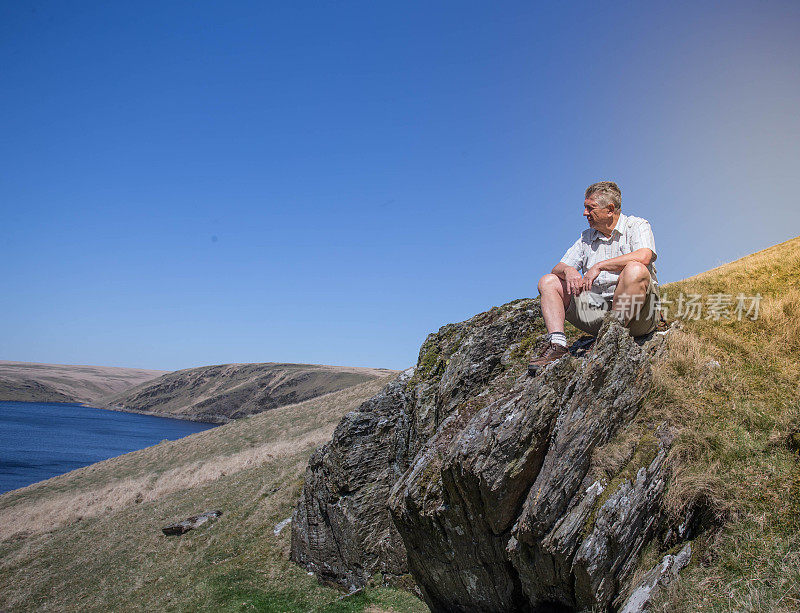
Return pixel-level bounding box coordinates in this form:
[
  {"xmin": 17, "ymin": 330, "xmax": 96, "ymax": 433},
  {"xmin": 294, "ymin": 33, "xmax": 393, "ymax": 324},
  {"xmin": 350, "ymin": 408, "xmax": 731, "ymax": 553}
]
[
  {"xmin": 0, "ymin": 376, "xmax": 428, "ymax": 613},
  {"xmin": 617, "ymin": 236, "xmax": 800, "ymax": 612}
]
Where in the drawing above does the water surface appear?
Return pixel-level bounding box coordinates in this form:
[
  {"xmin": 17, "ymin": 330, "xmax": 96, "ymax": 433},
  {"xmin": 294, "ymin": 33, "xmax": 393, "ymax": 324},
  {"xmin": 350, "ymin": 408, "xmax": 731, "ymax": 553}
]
[{"xmin": 0, "ymin": 401, "xmax": 216, "ymax": 494}]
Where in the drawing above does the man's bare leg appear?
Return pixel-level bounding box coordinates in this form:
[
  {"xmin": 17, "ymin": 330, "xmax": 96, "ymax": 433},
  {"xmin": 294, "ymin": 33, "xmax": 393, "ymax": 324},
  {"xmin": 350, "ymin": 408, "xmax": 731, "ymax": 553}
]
[
  {"xmin": 537, "ymin": 273, "xmax": 571, "ymax": 334},
  {"xmin": 611, "ymin": 262, "xmax": 650, "ymax": 325},
  {"xmin": 529, "ymin": 274, "xmax": 572, "ymax": 374}
]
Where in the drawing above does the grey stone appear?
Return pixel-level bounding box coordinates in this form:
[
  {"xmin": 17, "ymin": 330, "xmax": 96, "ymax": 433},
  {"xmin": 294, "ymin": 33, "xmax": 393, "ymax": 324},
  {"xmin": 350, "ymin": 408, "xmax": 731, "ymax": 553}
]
[
  {"xmin": 290, "ymin": 299, "xmax": 544, "ymax": 588},
  {"xmin": 274, "ymin": 517, "xmax": 292, "ymax": 536},
  {"xmin": 618, "ymin": 543, "xmax": 692, "ymax": 613},
  {"xmin": 161, "ymin": 510, "xmax": 222, "ymax": 535},
  {"xmin": 291, "ymin": 299, "xmax": 689, "ymax": 612}
]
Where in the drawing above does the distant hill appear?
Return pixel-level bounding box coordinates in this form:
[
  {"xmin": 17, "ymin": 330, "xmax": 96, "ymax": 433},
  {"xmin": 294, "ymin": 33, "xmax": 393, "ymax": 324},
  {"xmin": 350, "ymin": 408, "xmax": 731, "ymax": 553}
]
[
  {"xmin": 101, "ymin": 362, "xmax": 396, "ymax": 423},
  {"xmin": 0, "ymin": 361, "xmax": 166, "ymax": 404}
]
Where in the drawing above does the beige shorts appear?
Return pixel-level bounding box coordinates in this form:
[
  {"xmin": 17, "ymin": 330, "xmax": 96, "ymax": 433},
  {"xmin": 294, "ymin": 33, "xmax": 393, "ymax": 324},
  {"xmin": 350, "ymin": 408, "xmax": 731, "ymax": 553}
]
[{"xmin": 566, "ymin": 282, "xmax": 659, "ymax": 337}]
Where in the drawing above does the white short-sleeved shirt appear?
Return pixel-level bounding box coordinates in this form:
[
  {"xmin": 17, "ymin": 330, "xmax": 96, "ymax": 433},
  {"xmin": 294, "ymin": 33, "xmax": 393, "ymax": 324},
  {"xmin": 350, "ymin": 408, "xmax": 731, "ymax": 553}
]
[{"xmin": 560, "ymin": 213, "xmax": 658, "ymax": 298}]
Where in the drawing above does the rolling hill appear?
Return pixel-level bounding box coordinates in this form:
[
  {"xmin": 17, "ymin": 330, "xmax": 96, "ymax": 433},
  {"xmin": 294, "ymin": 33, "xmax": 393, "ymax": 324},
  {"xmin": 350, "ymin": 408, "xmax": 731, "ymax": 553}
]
[
  {"xmin": 101, "ymin": 363, "xmax": 395, "ymax": 423},
  {"xmin": 0, "ymin": 361, "xmax": 166, "ymax": 404}
]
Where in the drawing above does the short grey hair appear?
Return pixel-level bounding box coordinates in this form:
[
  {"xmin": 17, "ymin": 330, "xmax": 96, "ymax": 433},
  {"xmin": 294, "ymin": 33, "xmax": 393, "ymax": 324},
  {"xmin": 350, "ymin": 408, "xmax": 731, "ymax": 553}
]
[{"xmin": 585, "ymin": 181, "xmax": 621, "ymax": 211}]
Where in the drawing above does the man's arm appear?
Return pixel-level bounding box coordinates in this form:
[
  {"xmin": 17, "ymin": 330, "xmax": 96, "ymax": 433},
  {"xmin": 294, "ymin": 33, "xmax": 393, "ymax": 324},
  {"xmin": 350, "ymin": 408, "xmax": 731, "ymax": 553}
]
[
  {"xmin": 552, "ymin": 262, "xmax": 584, "ymax": 296},
  {"xmin": 581, "ymin": 248, "xmax": 654, "ymax": 291}
]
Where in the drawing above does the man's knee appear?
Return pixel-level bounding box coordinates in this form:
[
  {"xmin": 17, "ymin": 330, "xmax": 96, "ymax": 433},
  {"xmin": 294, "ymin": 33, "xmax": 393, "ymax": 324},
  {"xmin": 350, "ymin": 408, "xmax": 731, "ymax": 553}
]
[
  {"xmin": 538, "ymin": 273, "xmax": 563, "ymax": 294},
  {"xmin": 620, "ymin": 261, "xmax": 650, "ymax": 284}
]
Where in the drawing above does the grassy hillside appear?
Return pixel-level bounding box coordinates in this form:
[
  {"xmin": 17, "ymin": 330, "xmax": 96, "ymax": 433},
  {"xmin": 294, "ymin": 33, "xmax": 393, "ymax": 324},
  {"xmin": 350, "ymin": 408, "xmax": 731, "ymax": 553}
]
[
  {"xmin": 102, "ymin": 363, "xmax": 393, "ymax": 423},
  {"xmin": 618, "ymin": 236, "xmax": 800, "ymax": 611},
  {"xmin": 0, "ymin": 374, "xmax": 427, "ymax": 613},
  {"xmin": 0, "ymin": 361, "xmax": 165, "ymax": 404}
]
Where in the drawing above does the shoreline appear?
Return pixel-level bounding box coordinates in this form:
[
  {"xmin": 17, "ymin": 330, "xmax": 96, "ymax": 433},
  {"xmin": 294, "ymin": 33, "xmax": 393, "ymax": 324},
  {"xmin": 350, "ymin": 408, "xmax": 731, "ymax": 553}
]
[
  {"xmin": 93, "ymin": 403, "xmax": 229, "ymax": 425},
  {"xmin": 0, "ymin": 398, "xmax": 225, "ymax": 426}
]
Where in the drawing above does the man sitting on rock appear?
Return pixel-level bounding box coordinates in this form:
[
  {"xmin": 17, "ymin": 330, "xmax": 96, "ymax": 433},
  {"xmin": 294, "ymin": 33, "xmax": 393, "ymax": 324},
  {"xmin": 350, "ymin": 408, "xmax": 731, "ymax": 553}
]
[{"xmin": 528, "ymin": 181, "xmax": 659, "ymax": 375}]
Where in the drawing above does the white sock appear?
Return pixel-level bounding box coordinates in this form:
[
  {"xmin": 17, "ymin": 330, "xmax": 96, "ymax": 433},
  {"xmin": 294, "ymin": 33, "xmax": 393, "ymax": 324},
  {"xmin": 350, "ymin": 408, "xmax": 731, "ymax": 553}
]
[{"xmin": 548, "ymin": 332, "xmax": 567, "ymax": 347}]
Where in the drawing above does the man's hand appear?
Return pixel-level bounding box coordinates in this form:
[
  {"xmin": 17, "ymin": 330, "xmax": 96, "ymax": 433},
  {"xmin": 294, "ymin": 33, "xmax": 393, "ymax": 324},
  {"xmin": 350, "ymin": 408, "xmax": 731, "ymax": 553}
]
[
  {"xmin": 552, "ymin": 262, "xmax": 585, "ymax": 295},
  {"xmin": 564, "ymin": 267, "xmax": 584, "ymax": 295},
  {"xmin": 582, "ymin": 265, "xmax": 601, "ymax": 292}
]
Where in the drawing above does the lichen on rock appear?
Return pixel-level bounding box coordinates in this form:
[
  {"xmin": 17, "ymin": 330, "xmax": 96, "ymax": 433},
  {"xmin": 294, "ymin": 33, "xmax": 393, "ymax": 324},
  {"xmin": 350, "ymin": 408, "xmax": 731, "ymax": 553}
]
[{"xmin": 290, "ymin": 299, "xmax": 691, "ymax": 611}]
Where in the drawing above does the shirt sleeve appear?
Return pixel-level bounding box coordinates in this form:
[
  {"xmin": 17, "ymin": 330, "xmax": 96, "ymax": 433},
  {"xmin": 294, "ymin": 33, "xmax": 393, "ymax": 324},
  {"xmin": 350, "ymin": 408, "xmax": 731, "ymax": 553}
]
[
  {"xmin": 629, "ymin": 219, "xmax": 657, "ymax": 262},
  {"xmin": 560, "ymin": 236, "xmax": 586, "ymax": 270}
]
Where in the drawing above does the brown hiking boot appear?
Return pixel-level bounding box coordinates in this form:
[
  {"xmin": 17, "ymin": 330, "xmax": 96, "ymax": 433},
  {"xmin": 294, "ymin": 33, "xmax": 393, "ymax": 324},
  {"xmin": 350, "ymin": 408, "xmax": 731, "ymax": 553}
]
[{"xmin": 527, "ymin": 342, "xmax": 568, "ymax": 376}]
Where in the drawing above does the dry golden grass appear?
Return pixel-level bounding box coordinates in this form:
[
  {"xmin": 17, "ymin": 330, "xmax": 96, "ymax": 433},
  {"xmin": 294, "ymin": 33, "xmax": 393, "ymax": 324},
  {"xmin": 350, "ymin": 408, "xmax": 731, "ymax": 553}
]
[
  {"xmin": 0, "ymin": 374, "xmax": 429, "ymax": 613},
  {"xmin": 0, "ymin": 430, "xmax": 329, "ymax": 541},
  {"xmin": 613, "ymin": 235, "xmax": 800, "ymax": 612}
]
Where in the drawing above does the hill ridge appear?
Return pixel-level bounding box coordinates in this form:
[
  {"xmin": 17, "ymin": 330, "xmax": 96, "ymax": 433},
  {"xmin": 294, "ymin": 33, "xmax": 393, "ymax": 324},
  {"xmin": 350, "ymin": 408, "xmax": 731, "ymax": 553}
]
[
  {"xmin": 0, "ymin": 360, "xmax": 166, "ymax": 404},
  {"xmin": 102, "ymin": 362, "xmax": 396, "ymax": 423}
]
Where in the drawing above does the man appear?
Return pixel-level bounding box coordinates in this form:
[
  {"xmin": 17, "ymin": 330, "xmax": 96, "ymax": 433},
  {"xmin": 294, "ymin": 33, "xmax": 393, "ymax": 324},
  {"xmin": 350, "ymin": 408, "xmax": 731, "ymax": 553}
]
[{"xmin": 528, "ymin": 181, "xmax": 659, "ymax": 375}]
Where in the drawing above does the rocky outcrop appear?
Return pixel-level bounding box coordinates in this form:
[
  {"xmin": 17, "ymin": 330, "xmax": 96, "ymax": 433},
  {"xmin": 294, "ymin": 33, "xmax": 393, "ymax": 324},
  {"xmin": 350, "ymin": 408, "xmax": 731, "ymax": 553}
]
[
  {"xmin": 291, "ymin": 299, "xmax": 545, "ymax": 588},
  {"xmin": 291, "ymin": 299, "xmax": 689, "ymax": 611},
  {"xmin": 290, "ymin": 373, "xmax": 415, "ymax": 587}
]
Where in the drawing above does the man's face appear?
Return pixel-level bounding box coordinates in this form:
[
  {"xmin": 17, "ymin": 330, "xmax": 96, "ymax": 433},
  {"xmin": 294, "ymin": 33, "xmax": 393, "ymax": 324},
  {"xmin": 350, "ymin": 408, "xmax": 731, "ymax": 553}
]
[{"xmin": 583, "ymin": 198, "xmax": 614, "ymax": 229}]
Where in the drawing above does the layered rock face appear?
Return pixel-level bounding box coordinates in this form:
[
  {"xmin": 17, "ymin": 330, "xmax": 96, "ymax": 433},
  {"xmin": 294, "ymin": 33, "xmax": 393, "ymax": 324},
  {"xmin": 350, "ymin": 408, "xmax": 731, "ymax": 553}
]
[
  {"xmin": 291, "ymin": 299, "xmax": 544, "ymax": 587},
  {"xmin": 291, "ymin": 299, "xmax": 680, "ymax": 611}
]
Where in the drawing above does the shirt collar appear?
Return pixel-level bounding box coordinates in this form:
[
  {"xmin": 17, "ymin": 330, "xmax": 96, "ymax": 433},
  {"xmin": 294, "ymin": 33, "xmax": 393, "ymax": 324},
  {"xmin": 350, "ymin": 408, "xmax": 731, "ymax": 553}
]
[{"xmin": 591, "ymin": 212, "xmax": 627, "ymax": 241}]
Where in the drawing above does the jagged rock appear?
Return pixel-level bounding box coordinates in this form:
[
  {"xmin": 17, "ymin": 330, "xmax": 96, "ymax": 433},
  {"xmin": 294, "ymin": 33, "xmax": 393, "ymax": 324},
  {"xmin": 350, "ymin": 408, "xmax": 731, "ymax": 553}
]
[
  {"xmin": 291, "ymin": 299, "xmax": 687, "ymax": 611},
  {"xmin": 388, "ymin": 320, "xmax": 667, "ymax": 611},
  {"xmin": 570, "ymin": 445, "xmax": 670, "ymax": 610},
  {"xmin": 618, "ymin": 543, "xmax": 692, "ymax": 613},
  {"xmin": 161, "ymin": 510, "xmax": 222, "ymax": 535},
  {"xmin": 290, "ymin": 372, "xmax": 415, "ymax": 588},
  {"xmin": 290, "ymin": 299, "xmax": 544, "ymax": 588}
]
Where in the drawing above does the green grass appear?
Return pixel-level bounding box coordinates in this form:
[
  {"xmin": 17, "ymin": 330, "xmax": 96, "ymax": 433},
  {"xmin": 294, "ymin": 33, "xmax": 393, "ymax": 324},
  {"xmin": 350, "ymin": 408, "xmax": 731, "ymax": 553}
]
[{"xmin": 623, "ymin": 236, "xmax": 800, "ymax": 612}]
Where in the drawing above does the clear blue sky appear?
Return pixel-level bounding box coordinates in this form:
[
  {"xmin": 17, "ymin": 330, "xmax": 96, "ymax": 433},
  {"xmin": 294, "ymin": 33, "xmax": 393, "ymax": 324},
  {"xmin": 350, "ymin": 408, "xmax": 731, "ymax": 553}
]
[{"xmin": 2, "ymin": 1, "xmax": 799, "ymax": 371}]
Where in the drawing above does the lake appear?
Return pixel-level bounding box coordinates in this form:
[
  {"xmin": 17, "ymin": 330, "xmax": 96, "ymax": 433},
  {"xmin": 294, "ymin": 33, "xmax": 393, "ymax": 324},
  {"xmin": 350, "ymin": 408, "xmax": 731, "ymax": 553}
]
[{"xmin": 0, "ymin": 401, "xmax": 217, "ymax": 494}]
